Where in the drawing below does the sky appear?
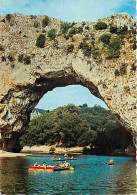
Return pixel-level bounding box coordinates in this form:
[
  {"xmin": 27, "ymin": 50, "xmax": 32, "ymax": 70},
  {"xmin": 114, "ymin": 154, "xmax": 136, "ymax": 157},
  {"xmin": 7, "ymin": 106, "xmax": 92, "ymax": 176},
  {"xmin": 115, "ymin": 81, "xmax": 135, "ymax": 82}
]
[
  {"xmin": 0, "ymin": 0, "xmax": 136, "ymax": 110},
  {"xmin": 0, "ymin": 0, "xmax": 136, "ymax": 21}
]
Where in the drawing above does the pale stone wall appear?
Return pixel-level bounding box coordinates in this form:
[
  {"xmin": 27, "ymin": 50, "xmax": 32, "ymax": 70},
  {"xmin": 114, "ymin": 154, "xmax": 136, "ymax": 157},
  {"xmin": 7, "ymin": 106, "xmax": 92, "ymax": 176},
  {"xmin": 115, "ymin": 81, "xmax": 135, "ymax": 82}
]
[{"xmin": 0, "ymin": 13, "xmax": 136, "ymax": 151}]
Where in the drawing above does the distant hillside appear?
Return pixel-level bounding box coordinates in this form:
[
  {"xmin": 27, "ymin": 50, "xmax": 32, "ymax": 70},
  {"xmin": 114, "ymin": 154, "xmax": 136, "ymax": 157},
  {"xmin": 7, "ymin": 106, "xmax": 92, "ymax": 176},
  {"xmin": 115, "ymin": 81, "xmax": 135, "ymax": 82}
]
[{"xmin": 33, "ymin": 108, "xmax": 47, "ymax": 114}]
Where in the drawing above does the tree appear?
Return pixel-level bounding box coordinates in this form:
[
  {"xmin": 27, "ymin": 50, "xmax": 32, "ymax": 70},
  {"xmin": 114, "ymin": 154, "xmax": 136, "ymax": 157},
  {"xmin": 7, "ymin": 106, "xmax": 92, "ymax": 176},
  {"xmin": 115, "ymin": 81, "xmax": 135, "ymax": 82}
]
[
  {"xmin": 78, "ymin": 130, "xmax": 98, "ymax": 146},
  {"xmin": 20, "ymin": 104, "xmax": 133, "ymax": 154}
]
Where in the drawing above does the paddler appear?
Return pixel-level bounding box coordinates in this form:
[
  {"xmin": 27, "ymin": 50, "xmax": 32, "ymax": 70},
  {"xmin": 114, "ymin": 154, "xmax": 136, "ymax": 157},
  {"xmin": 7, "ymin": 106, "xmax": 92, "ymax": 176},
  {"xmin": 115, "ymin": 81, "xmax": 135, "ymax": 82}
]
[
  {"xmin": 34, "ymin": 161, "xmax": 40, "ymax": 167},
  {"xmin": 64, "ymin": 153, "xmax": 68, "ymax": 157},
  {"xmin": 43, "ymin": 162, "xmax": 47, "ymax": 168},
  {"xmin": 60, "ymin": 162, "xmax": 65, "ymax": 167},
  {"xmin": 107, "ymin": 158, "xmax": 114, "ymax": 164},
  {"xmin": 64, "ymin": 161, "xmax": 70, "ymax": 168},
  {"xmin": 109, "ymin": 159, "xmax": 114, "ymax": 163},
  {"xmin": 52, "ymin": 155, "xmax": 56, "ymax": 159}
]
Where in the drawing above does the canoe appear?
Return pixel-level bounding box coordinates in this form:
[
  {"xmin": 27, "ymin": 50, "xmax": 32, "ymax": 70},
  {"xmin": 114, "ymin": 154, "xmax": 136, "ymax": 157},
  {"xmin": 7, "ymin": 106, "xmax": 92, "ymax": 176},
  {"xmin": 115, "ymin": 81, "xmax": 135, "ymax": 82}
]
[
  {"xmin": 29, "ymin": 165, "xmax": 57, "ymax": 170},
  {"xmin": 54, "ymin": 166, "xmax": 74, "ymax": 171},
  {"xmin": 53, "ymin": 158, "xmax": 77, "ymax": 161}
]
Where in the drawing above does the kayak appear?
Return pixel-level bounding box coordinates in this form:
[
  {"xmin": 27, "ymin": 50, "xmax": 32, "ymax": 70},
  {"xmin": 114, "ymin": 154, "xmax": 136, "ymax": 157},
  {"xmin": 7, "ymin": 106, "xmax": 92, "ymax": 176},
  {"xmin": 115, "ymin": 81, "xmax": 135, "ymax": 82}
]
[
  {"xmin": 53, "ymin": 158, "xmax": 77, "ymax": 161},
  {"xmin": 54, "ymin": 166, "xmax": 74, "ymax": 171},
  {"xmin": 107, "ymin": 162, "xmax": 114, "ymax": 165},
  {"xmin": 29, "ymin": 165, "xmax": 57, "ymax": 170}
]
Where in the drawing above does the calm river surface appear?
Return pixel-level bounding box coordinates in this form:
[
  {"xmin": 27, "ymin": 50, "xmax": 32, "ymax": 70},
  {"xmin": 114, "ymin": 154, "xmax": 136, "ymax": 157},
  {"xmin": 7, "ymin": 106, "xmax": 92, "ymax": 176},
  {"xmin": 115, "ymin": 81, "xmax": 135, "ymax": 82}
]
[{"xmin": 0, "ymin": 154, "xmax": 136, "ymax": 194}]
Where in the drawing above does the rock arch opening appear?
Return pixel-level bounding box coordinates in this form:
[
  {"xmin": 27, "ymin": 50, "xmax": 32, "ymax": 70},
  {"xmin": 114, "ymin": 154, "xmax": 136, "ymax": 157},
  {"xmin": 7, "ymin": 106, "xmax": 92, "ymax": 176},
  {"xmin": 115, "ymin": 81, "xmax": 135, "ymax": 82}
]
[{"xmin": 18, "ymin": 84, "xmax": 133, "ymax": 155}]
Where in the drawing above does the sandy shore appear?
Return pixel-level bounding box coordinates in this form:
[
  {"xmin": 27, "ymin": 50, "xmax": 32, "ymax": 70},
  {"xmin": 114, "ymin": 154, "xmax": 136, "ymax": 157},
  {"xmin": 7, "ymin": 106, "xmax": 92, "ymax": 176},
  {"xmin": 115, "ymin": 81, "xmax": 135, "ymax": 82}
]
[
  {"xmin": 0, "ymin": 150, "xmax": 27, "ymax": 158},
  {"xmin": 0, "ymin": 146, "xmax": 85, "ymax": 158},
  {"xmin": 22, "ymin": 145, "xmax": 84, "ymax": 154}
]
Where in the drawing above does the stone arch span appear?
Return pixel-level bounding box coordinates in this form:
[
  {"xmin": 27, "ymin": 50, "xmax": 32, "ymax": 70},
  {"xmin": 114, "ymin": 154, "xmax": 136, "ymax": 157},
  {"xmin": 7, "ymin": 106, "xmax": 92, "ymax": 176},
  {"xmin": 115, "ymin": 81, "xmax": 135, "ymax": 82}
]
[{"xmin": 0, "ymin": 13, "xmax": 136, "ymax": 151}]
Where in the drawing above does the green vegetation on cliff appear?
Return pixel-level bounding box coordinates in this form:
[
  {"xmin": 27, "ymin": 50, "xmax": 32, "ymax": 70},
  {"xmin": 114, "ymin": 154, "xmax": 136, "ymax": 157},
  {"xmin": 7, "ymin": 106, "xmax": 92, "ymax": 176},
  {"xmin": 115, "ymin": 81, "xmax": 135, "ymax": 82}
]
[{"xmin": 20, "ymin": 104, "xmax": 132, "ymax": 154}]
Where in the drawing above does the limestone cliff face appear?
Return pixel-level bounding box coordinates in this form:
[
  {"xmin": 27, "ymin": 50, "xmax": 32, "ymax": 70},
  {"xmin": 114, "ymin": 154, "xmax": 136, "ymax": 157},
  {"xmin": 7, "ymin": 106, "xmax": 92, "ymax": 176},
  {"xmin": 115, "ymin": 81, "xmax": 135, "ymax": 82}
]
[{"xmin": 0, "ymin": 13, "xmax": 136, "ymax": 150}]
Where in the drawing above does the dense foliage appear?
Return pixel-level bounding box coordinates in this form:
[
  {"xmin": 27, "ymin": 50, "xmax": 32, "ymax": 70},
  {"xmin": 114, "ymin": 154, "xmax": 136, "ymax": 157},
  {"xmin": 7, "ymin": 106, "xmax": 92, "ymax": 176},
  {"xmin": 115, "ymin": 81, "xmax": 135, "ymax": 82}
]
[
  {"xmin": 79, "ymin": 42, "xmax": 92, "ymax": 56},
  {"xmin": 47, "ymin": 29, "xmax": 56, "ymax": 40},
  {"xmin": 100, "ymin": 33, "xmax": 111, "ymax": 44},
  {"xmin": 60, "ymin": 22, "xmax": 72, "ymax": 34},
  {"xmin": 95, "ymin": 22, "xmax": 107, "ymax": 30},
  {"xmin": 20, "ymin": 104, "xmax": 132, "ymax": 154},
  {"xmin": 36, "ymin": 34, "xmax": 45, "ymax": 48},
  {"xmin": 67, "ymin": 44, "xmax": 74, "ymax": 53},
  {"xmin": 107, "ymin": 37, "xmax": 121, "ymax": 58},
  {"xmin": 42, "ymin": 16, "xmax": 49, "ymax": 27}
]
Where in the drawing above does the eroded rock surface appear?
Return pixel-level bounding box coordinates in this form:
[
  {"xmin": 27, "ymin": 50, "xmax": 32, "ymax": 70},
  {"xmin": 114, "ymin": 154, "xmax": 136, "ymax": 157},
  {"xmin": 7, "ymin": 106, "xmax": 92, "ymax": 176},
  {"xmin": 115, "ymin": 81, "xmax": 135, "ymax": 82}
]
[{"xmin": 0, "ymin": 13, "xmax": 136, "ymax": 151}]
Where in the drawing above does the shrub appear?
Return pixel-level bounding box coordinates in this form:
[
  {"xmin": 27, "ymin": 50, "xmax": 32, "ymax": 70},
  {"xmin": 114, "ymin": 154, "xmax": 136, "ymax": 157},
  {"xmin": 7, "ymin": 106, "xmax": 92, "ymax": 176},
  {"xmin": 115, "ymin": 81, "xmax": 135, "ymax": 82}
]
[
  {"xmin": 130, "ymin": 27, "xmax": 136, "ymax": 35},
  {"xmin": 64, "ymin": 35, "xmax": 69, "ymax": 40},
  {"xmin": 7, "ymin": 55, "xmax": 14, "ymax": 62},
  {"xmin": 82, "ymin": 22, "xmax": 86, "ymax": 26},
  {"xmin": 18, "ymin": 54, "xmax": 24, "ymax": 63},
  {"xmin": 67, "ymin": 44, "xmax": 74, "ymax": 53},
  {"xmin": 79, "ymin": 42, "xmax": 92, "ymax": 57},
  {"xmin": 117, "ymin": 26, "xmax": 128, "ymax": 35},
  {"xmin": 1, "ymin": 56, "xmax": 6, "ymax": 61},
  {"xmin": 110, "ymin": 26, "xmax": 118, "ymax": 34},
  {"xmin": 47, "ymin": 29, "xmax": 56, "ymax": 40},
  {"xmin": 42, "ymin": 16, "xmax": 49, "ymax": 27},
  {"xmin": 102, "ymin": 83, "xmax": 107, "ymax": 89},
  {"xmin": 133, "ymin": 42, "xmax": 136, "ymax": 50},
  {"xmin": 76, "ymin": 26, "xmax": 83, "ymax": 33},
  {"xmin": 83, "ymin": 34, "xmax": 89, "ymax": 41},
  {"xmin": 30, "ymin": 15, "xmax": 37, "ymax": 19},
  {"xmin": 34, "ymin": 21, "xmax": 39, "ymax": 28},
  {"xmin": 91, "ymin": 40, "xmax": 95, "ymax": 47},
  {"xmin": 68, "ymin": 27, "xmax": 76, "ymax": 37},
  {"xmin": 1, "ymin": 18, "xmax": 5, "ymax": 23},
  {"xmin": 92, "ymin": 49, "xmax": 101, "ymax": 62},
  {"xmin": 114, "ymin": 69, "xmax": 120, "ymax": 76},
  {"xmin": 120, "ymin": 63, "xmax": 127, "ymax": 76},
  {"xmin": 11, "ymin": 64, "xmax": 15, "ymax": 68},
  {"xmin": 72, "ymin": 22, "xmax": 76, "ymax": 26},
  {"xmin": 100, "ymin": 33, "xmax": 111, "ymax": 44},
  {"xmin": 95, "ymin": 21, "xmax": 107, "ymax": 30},
  {"xmin": 124, "ymin": 85, "xmax": 130, "ymax": 93},
  {"xmin": 53, "ymin": 39, "xmax": 58, "ymax": 49},
  {"xmin": 131, "ymin": 63, "xmax": 136, "ymax": 71},
  {"xmin": 60, "ymin": 22, "xmax": 72, "ymax": 34},
  {"xmin": 0, "ymin": 44, "xmax": 4, "ymax": 51},
  {"xmin": 85, "ymin": 25, "xmax": 89, "ymax": 30},
  {"xmin": 36, "ymin": 34, "xmax": 45, "ymax": 48},
  {"xmin": 24, "ymin": 55, "xmax": 31, "ymax": 65},
  {"xmin": 107, "ymin": 37, "xmax": 121, "ymax": 58},
  {"xmin": 6, "ymin": 14, "xmax": 11, "ymax": 21}
]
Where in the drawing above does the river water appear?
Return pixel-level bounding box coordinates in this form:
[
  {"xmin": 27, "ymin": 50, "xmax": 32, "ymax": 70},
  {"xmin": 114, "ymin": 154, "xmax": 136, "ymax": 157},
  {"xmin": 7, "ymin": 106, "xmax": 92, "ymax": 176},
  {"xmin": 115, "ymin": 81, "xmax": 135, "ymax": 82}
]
[{"xmin": 0, "ymin": 154, "xmax": 136, "ymax": 194}]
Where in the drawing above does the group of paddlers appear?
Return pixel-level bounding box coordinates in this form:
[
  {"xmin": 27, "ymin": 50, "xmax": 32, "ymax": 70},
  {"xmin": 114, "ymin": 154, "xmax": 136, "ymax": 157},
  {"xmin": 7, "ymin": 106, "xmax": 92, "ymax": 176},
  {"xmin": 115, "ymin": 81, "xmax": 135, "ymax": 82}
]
[
  {"xmin": 34, "ymin": 161, "xmax": 47, "ymax": 168},
  {"xmin": 51, "ymin": 154, "xmax": 74, "ymax": 160},
  {"xmin": 33, "ymin": 160, "xmax": 71, "ymax": 168}
]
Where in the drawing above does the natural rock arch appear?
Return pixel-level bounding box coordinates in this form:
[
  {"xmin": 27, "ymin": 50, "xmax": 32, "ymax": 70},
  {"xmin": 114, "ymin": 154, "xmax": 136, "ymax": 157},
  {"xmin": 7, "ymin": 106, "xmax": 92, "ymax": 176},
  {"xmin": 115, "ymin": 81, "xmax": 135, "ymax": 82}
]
[{"xmin": 0, "ymin": 13, "xmax": 136, "ymax": 152}]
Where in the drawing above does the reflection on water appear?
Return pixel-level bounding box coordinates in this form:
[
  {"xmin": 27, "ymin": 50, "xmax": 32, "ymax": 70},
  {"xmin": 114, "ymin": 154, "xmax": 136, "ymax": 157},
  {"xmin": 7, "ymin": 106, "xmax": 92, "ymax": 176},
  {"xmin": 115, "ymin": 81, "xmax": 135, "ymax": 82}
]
[
  {"xmin": 114, "ymin": 161, "xmax": 136, "ymax": 194},
  {"xmin": 0, "ymin": 155, "xmax": 136, "ymax": 194}
]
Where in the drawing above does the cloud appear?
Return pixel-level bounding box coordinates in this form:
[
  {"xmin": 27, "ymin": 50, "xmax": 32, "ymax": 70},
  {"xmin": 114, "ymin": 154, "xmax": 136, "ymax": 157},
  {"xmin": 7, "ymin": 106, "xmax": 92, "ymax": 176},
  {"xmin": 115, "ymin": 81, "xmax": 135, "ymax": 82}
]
[{"xmin": 0, "ymin": 0, "xmax": 136, "ymax": 21}]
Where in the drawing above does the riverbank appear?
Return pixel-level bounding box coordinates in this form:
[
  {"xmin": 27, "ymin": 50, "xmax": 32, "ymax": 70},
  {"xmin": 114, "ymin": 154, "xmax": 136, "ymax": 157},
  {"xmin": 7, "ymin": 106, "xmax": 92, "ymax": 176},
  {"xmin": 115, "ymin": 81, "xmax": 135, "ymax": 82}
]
[
  {"xmin": 21, "ymin": 145, "xmax": 136, "ymax": 158},
  {"xmin": 0, "ymin": 150, "xmax": 27, "ymax": 158},
  {"xmin": 21, "ymin": 145, "xmax": 84, "ymax": 154}
]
